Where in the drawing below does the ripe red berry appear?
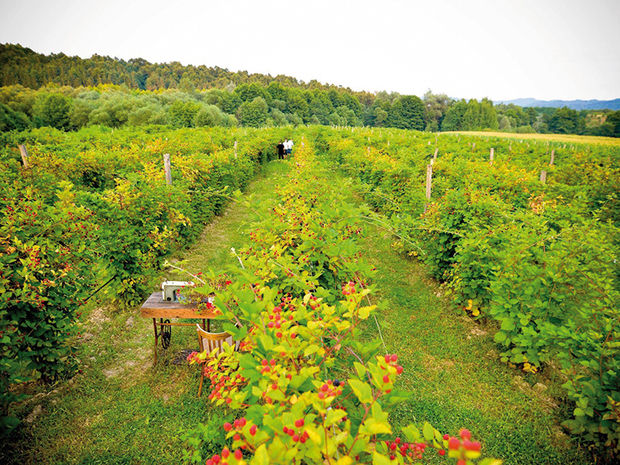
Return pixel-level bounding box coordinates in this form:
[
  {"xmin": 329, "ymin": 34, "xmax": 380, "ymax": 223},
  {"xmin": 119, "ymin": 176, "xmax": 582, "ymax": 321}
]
[
  {"xmin": 292, "ymin": 434, "xmax": 300, "ymax": 442},
  {"xmin": 222, "ymin": 447, "xmax": 230, "ymax": 458},
  {"xmin": 383, "ymin": 374, "xmax": 390, "ymax": 383},
  {"xmin": 390, "ymin": 354, "xmax": 398, "ymax": 362},
  {"xmin": 396, "ymin": 365, "xmax": 403, "ymax": 374},
  {"xmin": 442, "ymin": 434, "xmax": 449, "ymax": 441},
  {"xmin": 224, "ymin": 422, "xmax": 232, "ymax": 431},
  {"xmin": 448, "ymin": 437, "xmax": 460, "ymax": 450},
  {"xmin": 295, "ymin": 419, "xmax": 304, "ymax": 427},
  {"xmin": 249, "ymin": 425, "xmax": 257, "ymax": 436},
  {"xmin": 261, "ymin": 359, "xmax": 268, "ymax": 366},
  {"xmin": 460, "ymin": 428, "xmax": 471, "ymax": 440},
  {"xmin": 438, "ymin": 449, "xmax": 446, "ymax": 456},
  {"xmin": 234, "ymin": 449, "xmax": 243, "ymax": 460}
]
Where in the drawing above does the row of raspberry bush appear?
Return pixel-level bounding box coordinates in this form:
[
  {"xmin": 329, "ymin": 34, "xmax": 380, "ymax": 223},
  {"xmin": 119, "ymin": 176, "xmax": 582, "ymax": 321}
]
[
  {"xmin": 309, "ymin": 126, "xmax": 619, "ymax": 457},
  {"xmin": 0, "ymin": 126, "xmax": 291, "ymax": 431},
  {"xmin": 184, "ymin": 141, "xmax": 498, "ymax": 465}
]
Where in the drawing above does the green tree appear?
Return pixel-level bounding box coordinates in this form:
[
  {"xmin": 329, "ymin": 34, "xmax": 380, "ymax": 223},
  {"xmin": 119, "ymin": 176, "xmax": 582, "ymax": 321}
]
[
  {"xmin": 168, "ymin": 100, "xmax": 201, "ymax": 127},
  {"xmin": 237, "ymin": 97, "xmax": 268, "ymax": 127},
  {"xmin": 423, "ymin": 90, "xmax": 452, "ymax": 131},
  {"xmin": 0, "ymin": 102, "xmax": 30, "ymax": 131},
  {"xmin": 388, "ymin": 95, "xmax": 425, "ymax": 130},
  {"xmin": 479, "ymin": 98, "xmax": 498, "ymax": 129},
  {"xmin": 548, "ymin": 107, "xmax": 579, "ymax": 134},
  {"xmin": 441, "ymin": 99, "xmax": 468, "ymax": 131},
  {"xmin": 33, "ymin": 93, "xmax": 72, "ymax": 130}
]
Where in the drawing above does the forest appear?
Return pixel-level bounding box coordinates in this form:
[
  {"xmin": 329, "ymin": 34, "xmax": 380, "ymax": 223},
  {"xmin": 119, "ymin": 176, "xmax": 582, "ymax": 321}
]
[{"xmin": 1, "ymin": 43, "xmax": 619, "ymax": 137}]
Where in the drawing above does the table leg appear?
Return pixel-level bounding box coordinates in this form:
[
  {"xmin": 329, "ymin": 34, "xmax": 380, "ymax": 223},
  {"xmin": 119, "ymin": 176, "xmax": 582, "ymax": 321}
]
[
  {"xmin": 202, "ymin": 319, "xmax": 206, "ymax": 330},
  {"xmin": 152, "ymin": 318, "xmax": 158, "ymax": 365},
  {"xmin": 207, "ymin": 319, "xmax": 211, "ymax": 332}
]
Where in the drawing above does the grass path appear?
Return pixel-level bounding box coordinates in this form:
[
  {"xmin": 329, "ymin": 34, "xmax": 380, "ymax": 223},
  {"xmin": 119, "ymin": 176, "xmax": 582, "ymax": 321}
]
[{"xmin": 5, "ymin": 155, "xmax": 590, "ymax": 464}]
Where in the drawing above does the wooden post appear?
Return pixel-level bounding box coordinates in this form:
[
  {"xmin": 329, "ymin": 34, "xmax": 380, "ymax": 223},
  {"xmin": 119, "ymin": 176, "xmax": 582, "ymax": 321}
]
[
  {"xmin": 549, "ymin": 149, "xmax": 555, "ymax": 166},
  {"xmin": 18, "ymin": 145, "xmax": 29, "ymax": 168},
  {"xmin": 387, "ymin": 140, "xmax": 390, "ymax": 147},
  {"xmin": 509, "ymin": 143, "xmax": 512, "ymax": 153},
  {"xmin": 472, "ymin": 142, "xmax": 476, "ymax": 150},
  {"xmin": 367, "ymin": 146, "xmax": 370, "ymax": 156},
  {"xmin": 433, "ymin": 148, "xmax": 438, "ymax": 161},
  {"xmin": 489, "ymin": 147, "xmax": 494, "ymax": 165},
  {"xmin": 540, "ymin": 170, "xmax": 547, "ymax": 184},
  {"xmin": 425, "ymin": 164, "xmax": 433, "ymax": 201},
  {"xmin": 163, "ymin": 153, "xmax": 172, "ymax": 185},
  {"xmin": 234, "ymin": 140, "xmax": 238, "ymax": 159}
]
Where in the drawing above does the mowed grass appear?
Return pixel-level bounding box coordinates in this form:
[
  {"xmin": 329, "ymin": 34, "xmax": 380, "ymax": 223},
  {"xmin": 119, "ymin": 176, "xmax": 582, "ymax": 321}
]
[
  {"xmin": 444, "ymin": 130, "xmax": 620, "ymax": 146},
  {"xmin": 2, "ymin": 160, "xmax": 291, "ymax": 465}
]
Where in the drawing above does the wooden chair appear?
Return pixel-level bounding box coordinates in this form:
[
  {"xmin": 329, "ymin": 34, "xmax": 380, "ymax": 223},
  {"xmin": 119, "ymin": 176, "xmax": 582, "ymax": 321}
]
[{"xmin": 196, "ymin": 324, "xmax": 234, "ymax": 397}]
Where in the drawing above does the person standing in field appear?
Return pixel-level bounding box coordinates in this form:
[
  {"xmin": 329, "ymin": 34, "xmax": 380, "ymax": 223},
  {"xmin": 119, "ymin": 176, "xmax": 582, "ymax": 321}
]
[
  {"xmin": 277, "ymin": 141, "xmax": 285, "ymax": 159},
  {"xmin": 286, "ymin": 139, "xmax": 293, "ymax": 157}
]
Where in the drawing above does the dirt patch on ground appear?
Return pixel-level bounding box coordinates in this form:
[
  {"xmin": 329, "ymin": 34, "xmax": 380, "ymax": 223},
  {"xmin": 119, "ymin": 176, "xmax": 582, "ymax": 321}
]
[
  {"xmin": 422, "ymin": 353, "xmax": 456, "ymax": 372},
  {"xmin": 88, "ymin": 307, "xmax": 111, "ymax": 328}
]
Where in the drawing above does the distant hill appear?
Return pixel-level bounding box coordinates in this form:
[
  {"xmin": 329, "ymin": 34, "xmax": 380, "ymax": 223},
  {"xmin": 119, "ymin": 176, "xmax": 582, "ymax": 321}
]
[{"xmin": 497, "ymin": 98, "xmax": 620, "ymax": 111}]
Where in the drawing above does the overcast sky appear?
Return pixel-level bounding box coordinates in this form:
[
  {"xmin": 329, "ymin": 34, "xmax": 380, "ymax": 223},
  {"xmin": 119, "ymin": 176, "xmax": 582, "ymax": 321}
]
[{"xmin": 1, "ymin": 0, "xmax": 619, "ymax": 100}]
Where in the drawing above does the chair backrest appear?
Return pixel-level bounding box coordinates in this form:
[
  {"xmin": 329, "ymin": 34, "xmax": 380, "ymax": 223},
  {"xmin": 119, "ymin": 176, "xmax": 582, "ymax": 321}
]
[{"xmin": 196, "ymin": 324, "xmax": 234, "ymax": 356}]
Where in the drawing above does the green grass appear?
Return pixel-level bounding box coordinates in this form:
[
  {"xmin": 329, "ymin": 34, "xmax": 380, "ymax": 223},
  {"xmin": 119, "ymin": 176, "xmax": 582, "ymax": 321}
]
[{"xmin": 4, "ymin": 157, "xmax": 592, "ymax": 464}]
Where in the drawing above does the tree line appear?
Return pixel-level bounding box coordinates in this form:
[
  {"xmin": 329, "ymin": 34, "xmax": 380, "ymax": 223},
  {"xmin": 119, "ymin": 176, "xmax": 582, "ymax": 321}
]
[{"xmin": 1, "ymin": 43, "xmax": 618, "ymax": 136}]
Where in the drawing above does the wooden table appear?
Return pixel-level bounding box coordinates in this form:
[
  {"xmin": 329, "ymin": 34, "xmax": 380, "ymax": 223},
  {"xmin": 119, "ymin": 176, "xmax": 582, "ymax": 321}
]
[{"xmin": 140, "ymin": 292, "xmax": 219, "ymax": 365}]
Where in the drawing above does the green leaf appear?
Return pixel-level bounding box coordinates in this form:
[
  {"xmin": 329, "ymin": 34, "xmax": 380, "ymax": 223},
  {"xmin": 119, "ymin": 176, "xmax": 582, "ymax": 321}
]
[
  {"xmin": 354, "ymin": 362, "xmax": 366, "ymax": 378},
  {"xmin": 372, "ymin": 452, "xmax": 391, "ymax": 465},
  {"xmin": 304, "ymin": 344, "xmax": 319, "ymax": 356},
  {"xmin": 348, "ymin": 378, "xmax": 373, "ymax": 404},
  {"xmin": 422, "ymin": 422, "xmax": 434, "ymax": 441},
  {"xmin": 252, "ymin": 444, "xmax": 269, "ymax": 465}
]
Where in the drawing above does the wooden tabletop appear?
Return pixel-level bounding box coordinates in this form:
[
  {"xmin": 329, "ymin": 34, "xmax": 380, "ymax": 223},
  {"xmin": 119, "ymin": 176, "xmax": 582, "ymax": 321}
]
[{"xmin": 140, "ymin": 292, "xmax": 219, "ymax": 319}]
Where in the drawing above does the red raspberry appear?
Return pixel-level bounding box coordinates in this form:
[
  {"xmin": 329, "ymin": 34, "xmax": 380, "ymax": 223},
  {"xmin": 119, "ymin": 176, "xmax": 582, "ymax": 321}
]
[
  {"xmin": 249, "ymin": 425, "xmax": 257, "ymax": 436},
  {"xmin": 234, "ymin": 449, "xmax": 243, "ymax": 460},
  {"xmin": 224, "ymin": 422, "xmax": 232, "ymax": 432},
  {"xmin": 295, "ymin": 419, "xmax": 304, "ymax": 427},
  {"xmin": 448, "ymin": 437, "xmax": 460, "ymax": 450}
]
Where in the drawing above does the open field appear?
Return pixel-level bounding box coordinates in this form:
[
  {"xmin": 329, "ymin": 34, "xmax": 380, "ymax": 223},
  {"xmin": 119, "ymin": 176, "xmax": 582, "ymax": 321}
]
[{"xmin": 444, "ymin": 130, "xmax": 620, "ymax": 145}]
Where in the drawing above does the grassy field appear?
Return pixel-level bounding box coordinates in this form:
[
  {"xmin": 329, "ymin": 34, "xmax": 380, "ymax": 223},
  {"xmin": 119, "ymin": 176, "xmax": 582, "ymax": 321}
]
[
  {"xmin": 444, "ymin": 130, "xmax": 620, "ymax": 146},
  {"xmin": 4, "ymin": 155, "xmax": 593, "ymax": 464}
]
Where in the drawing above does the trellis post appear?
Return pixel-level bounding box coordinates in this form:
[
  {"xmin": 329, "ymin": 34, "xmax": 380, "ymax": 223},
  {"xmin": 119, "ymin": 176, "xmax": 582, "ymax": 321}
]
[
  {"xmin": 163, "ymin": 153, "xmax": 172, "ymax": 185},
  {"xmin": 18, "ymin": 145, "xmax": 29, "ymax": 168}
]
